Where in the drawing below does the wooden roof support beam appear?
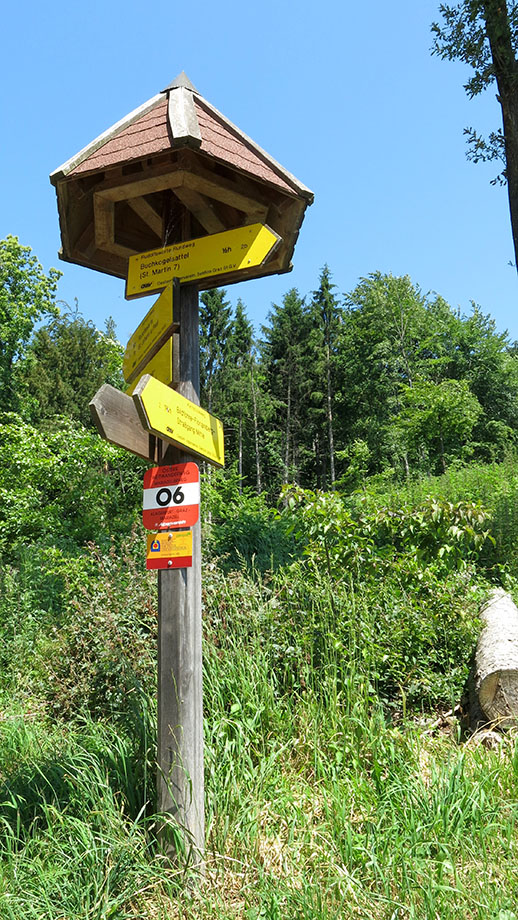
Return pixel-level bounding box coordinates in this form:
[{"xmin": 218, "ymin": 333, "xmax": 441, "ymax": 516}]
[
  {"xmin": 73, "ymin": 220, "xmax": 97, "ymax": 260},
  {"xmin": 96, "ymin": 170, "xmax": 186, "ymax": 202},
  {"xmin": 127, "ymin": 196, "xmax": 163, "ymax": 239},
  {"xmin": 182, "ymin": 171, "xmax": 268, "ymax": 221},
  {"xmin": 94, "ymin": 194, "xmax": 114, "ymax": 248},
  {"xmin": 172, "ymin": 187, "xmax": 226, "ymax": 234},
  {"xmin": 93, "ymin": 194, "xmax": 135, "ymax": 259}
]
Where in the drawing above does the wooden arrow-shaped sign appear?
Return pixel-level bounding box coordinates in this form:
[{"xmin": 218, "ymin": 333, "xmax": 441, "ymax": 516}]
[
  {"xmin": 89, "ymin": 383, "xmax": 158, "ymax": 461},
  {"xmin": 132, "ymin": 374, "xmax": 224, "ymax": 467},
  {"xmin": 125, "ymin": 223, "xmax": 281, "ymax": 299}
]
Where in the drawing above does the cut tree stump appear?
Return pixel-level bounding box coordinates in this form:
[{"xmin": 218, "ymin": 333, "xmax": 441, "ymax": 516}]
[{"xmin": 472, "ymin": 588, "xmax": 518, "ymax": 728}]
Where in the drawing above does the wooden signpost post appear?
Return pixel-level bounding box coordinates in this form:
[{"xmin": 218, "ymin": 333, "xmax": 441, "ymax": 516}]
[
  {"xmin": 53, "ymin": 70, "xmax": 313, "ymax": 873},
  {"xmin": 154, "ymin": 283, "xmax": 205, "ymax": 860}
]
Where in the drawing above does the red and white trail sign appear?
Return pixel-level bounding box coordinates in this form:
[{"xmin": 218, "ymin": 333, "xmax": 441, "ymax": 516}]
[{"xmin": 143, "ymin": 462, "xmax": 200, "ymax": 530}]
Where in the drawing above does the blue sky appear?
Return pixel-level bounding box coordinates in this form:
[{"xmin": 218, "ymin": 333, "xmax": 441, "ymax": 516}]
[{"xmin": 2, "ymin": 0, "xmax": 517, "ymax": 346}]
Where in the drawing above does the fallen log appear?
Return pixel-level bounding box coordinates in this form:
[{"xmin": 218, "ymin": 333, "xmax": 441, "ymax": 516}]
[{"xmin": 473, "ymin": 588, "xmax": 518, "ymax": 728}]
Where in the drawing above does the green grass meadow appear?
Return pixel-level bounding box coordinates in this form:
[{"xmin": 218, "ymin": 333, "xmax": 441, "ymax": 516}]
[{"xmin": 3, "ymin": 461, "xmax": 518, "ymax": 917}]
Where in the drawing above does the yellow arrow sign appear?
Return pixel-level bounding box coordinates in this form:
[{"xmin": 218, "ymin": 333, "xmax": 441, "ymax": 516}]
[
  {"xmin": 125, "ymin": 338, "xmax": 173, "ymax": 395},
  {"xmin": 126, "ymin": 223, "xmax": 281, "ymax": 299},
  {"xmin": 132, "ymin": 374, "xmax": 224, "ymax": 467},
  {"xmin": 123, "ymin": 282, "xmax": 178, "ymax": 382}
]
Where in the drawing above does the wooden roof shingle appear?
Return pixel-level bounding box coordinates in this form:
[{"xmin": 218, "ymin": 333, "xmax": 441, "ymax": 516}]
[{"xmin": 51, "ymin": 74, "xmax": 313, "ymax": 203}]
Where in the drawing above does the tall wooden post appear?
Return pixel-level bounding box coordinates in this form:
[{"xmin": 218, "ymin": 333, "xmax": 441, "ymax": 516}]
[{"xmin": 157, "ymin": 283, "xmax": 204, "ymax": 863}]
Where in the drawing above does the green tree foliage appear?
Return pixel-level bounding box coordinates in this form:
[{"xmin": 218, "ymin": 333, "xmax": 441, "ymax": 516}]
[
  {"xmin": 338, "ymin": 273, "xmax": 431, "ymax": 473},
  {"xmin": 0, "ymin": 236, "xmax": 60, "ymax": 413},
  {"xmin": 21, "ymin": 309, "xmax": 124, "ymax": 427},
  {"xmin": 260, "ymin": 289, "xmax": 312, "ymax": 491},
  {"xmin": 432, "ymin": 1, "xmax": 518, "ymax": 269},
  {"xmin": 333, "ymin": 273, "xmax": 518, "ymax": 478},
  {"xmin": 396, "ymin": 377, "xmax": 483, "ymax": 472},
  {"xmin": 199, "ymin": 288, "xmax": 232, "ymax": 413},
  {"xmin": 308, "ymin": 266, "xmax": 342, "ymax": 489},
  {"xmin": 0, "ymin": 412, "xmax": 143, "ymax": 558},
  {"xmin": 224, "ymin": 300, "xmax": 255, "ymax": 491}
]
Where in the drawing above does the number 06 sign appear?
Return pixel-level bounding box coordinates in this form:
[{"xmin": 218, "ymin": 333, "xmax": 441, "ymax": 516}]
[{"xmin": 143, "ymin": 462, "xmax": 200, "ymax": 530}]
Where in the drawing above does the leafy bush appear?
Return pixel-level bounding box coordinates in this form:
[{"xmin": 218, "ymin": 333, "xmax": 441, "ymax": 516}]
[
  {"xmin": 34, "ymin": 530, "xmax": 157, "ymax": 725},
  {"xmin": 0, "ymin": 412, "xmax": 145, "ymax": 558},
  {"xmin": 283, "ymin": 485, "xmax": 495, "ymax": 578},
  {"xmin": 202, "ymin": 466, "xmax": 298, "ymax": 572}
]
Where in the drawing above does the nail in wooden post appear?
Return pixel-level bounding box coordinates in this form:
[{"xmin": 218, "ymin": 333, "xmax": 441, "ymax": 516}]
[{"xmin": 157, "ymin": 281, "xmax": 204, "ymax": 865}]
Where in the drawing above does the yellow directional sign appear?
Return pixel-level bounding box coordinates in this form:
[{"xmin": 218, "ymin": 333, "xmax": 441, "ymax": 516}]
[
  {"xmin": 132, "ymin": 374, "xmax": 224, "ymax": 467},
  {"xmin": 126, "ymin": 223, "xmax": 281, "ymax": 299},
  {"xmin": 125, "ymin": 338, "xmax": 173, "ymax": 395},
  {"xmin": 123, "ymin": 282, "xmax": 177, "ymax": 382}
]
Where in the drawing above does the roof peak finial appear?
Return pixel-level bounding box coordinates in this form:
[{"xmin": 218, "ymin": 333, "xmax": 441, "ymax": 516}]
[{"xmin": 161, "ymin": 71, "xmax": 199, "ymax": 94}]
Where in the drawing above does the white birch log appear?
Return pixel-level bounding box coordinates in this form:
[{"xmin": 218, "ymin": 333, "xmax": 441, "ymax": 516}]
[{"xmin": 474, "ymin": 588, "xmax": 518, "ymax": 727}]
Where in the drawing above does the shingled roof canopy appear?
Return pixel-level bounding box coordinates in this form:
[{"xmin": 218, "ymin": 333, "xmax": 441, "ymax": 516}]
[{"xmin": 50, "ymin": 73, "xmax": 313, "ymax": 292}]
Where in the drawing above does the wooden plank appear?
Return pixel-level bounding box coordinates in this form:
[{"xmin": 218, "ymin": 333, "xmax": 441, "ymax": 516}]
[
  {"xmin": 172, "ymin": 186, "xmax": 226, "ymax": 234},
  {"xmin": 182, "ymin": 169, "xmax": 269, "ymax": 218},
  {"xmin": 180, "ymin": 146, "xmax": 287, "ymax": 207},
  {"xmin": 168, "ymin": 86, "xmax": 202, "ymax": 148},
  {"xmin": 89, "ymin": 383, "xmax": 157, "ymax": 461},
  {"xmin": 157, "ymin": 285, "xmax": 205, "ymax": 865},
  {"xmin": 94, "ymin": 194, "xmax": 114, "ymax": 248},
  {"xmin": 93, "ymin": 194, "xmax": 136, "ymax": 258},
  {"xmin": 72, "ymin": 218, "xmax": 96, "ymax": 260},
  {"xmin": 96, "ymin": 170, "xmax": 186, "ymax": 203},
  {"xmin": 127, "ymin": 197, "xmax": 163, "ymax": 239}
]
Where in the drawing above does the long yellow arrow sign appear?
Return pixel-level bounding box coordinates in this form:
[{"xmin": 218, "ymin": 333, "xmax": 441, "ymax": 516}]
[
  {"xmin": 132, "ymin": 374, "xmax": 225, "ymax": 467},
  {"xmin": 123, "ymin": 282, "xmax": 178, "ymax": 383},
  {"xmin": 125, "ymin": 223, "xmax": 280, "ymax": 299}
]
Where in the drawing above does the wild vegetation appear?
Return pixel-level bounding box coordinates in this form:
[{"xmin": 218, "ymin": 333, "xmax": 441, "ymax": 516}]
[{"xmin": 3, "ymin": 234, "xmax": 518, "ymax": 916}]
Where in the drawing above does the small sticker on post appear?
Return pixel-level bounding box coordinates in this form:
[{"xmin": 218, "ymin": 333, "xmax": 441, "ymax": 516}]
[{"xmin": 146, "ymin": 530, "xmax": 193, "ymax": 569}]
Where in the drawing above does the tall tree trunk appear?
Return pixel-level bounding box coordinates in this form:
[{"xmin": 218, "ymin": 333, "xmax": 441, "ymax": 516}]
[
  {"xmin": 250, "ymin": 363, "xmax": 262, "ymax": 494},
  {"xmin": 403, "ymin": 452, "xmax": 410, "ymax": 478},
  {"xmin": 283, "ymin": 376, "xmax": 291, "ymax": 486},
  {"xmin": 238, "ymin": 410, "xmax": 243, "ymax": 495},
  {"xmin": 483, "ymin": 0, "xmax": 518, "ymax": 272},
  {"xmin": 325, "ymin": 342, "xmax": 335, "ymax": 488}
]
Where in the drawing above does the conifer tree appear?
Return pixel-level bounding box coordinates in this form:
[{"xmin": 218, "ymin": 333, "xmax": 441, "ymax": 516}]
[
  {"xmin": 199, "ymin": 288, "xmax": 232, "ymax": 414},
  {"xmin": 226, "ymin": 299, "xmax": 254, "ymax": 492},
  {"xmin": 22, "ymin": 309, "xmax": 123, "ymax": 427},
  {"xmin": 309, "ymin": 266, "xmax": 341, "ymax": 489},
  {"xmin": 260, "ymin": 289, "xmax": 311, "ymax": 490}
]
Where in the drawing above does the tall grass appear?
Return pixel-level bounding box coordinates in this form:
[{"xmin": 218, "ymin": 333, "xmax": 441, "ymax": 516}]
[{"xmin": 3, "ymin": 461, "xmax": 518, "ymax": 916}]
